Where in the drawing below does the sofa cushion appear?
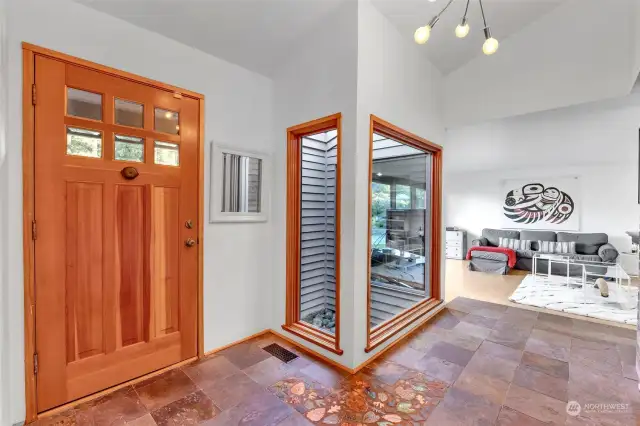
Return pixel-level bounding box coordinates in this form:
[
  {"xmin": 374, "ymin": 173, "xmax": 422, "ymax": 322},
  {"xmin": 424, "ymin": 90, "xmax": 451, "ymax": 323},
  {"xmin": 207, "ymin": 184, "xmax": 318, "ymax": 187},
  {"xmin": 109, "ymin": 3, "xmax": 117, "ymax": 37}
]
[
  {"xmin": 516, "ymin": 250, "xmax": 536, "ymax": 259},
  {"xmin": 499, "ymin": 237, "xmax": 531, "ymax": 250},
  {"xmin": 520, "ymin": 231, "xmax": 556, "ymax": 251},
  {"xmin": 471, "ymin": 237, "xmax": 489, "ymax": 247},
  {"xmin": 568, "ymin": 254, "xmax": 603, "ymax": 262},
  {"xmin": 598, "ymin": 243, "xmax": 619, "ymax": 263},
  {"xmin": 557, "ymin": 232, "xmax": 608, "ymax": 255},
  {"xmin": 482, "ymin": 228, "xmax": 520, "ymax": 247},
  {"xmin": 538, "ymin": 240, "xmax": 577, "ymax": 254},
  {"xmin": 470, "ymin": 251, "xmax": 509, "ymax": 262}
]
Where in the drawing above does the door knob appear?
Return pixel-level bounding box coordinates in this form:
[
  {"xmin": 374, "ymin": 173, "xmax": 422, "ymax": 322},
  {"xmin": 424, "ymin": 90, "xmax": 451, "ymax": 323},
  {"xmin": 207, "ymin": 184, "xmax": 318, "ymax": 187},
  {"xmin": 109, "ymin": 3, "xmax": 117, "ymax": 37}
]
[{"xmin": 185, "ymin": 238, "xmax": 196, "ymax": 247}]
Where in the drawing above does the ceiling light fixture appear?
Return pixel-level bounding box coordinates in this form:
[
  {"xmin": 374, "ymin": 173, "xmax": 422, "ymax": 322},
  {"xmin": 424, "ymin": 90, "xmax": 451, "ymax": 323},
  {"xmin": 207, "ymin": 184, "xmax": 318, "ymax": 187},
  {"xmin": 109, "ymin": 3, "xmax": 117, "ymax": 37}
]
[
  {"xmin": 415, "ymin": 0, "xmax": 499, "ymax": 56},
  {"xmin": 455, "ymin": 0, "xmax": 470, "ymax": 38},
  {"xmin": 414, "ymin": 0, "xmax": 455, "ymax": 44},
  {"xmin": 479, "ymin": 0, "xmax": 499, "ymax": 55}
]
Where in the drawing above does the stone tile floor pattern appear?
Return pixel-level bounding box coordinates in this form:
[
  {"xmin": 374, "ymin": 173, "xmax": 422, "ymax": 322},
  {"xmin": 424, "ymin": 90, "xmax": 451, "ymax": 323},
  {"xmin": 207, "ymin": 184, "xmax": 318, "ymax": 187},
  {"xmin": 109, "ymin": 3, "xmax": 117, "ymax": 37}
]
[{"xmin": 35, "ymin": 297, "xmax": 640, "ymax": 425}]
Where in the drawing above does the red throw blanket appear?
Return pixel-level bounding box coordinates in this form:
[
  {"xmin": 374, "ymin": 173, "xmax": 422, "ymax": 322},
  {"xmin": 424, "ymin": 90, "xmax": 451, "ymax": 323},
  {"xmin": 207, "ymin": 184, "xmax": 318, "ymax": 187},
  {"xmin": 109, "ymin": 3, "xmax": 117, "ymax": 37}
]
[{"xmin": 466, "ymin": 246, "xmax": 517, "ymax": 268}]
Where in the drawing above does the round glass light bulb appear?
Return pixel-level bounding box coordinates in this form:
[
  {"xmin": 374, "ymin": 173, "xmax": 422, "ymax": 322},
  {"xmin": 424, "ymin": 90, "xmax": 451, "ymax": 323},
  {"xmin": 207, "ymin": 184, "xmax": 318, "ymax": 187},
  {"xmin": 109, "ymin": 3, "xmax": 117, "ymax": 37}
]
[
  {"xmin": 414, "ymin": 26, "xmax": 431, "ymax": 44},
  {"xmin": 483, "ymin": 37, "xmax": 499, "ymax": 55},
  {"xmin": 455, "ymin": 23, "xmax": 470, "ymax": 38}
]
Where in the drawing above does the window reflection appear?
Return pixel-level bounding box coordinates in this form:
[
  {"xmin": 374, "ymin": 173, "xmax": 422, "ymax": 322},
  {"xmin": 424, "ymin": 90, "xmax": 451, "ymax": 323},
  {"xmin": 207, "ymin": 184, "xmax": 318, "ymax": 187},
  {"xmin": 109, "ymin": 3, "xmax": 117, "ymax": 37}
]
[
  {"xmin": 369, "ymin": 133, "xmax": 431, "ymax": 327},
  {"xmin": 221, "ymin": 153, "xmax": 262, "ymax": 213},
  {"xmin": 154, "ymin": 108, "xmax": 179, "ymax": 134}
]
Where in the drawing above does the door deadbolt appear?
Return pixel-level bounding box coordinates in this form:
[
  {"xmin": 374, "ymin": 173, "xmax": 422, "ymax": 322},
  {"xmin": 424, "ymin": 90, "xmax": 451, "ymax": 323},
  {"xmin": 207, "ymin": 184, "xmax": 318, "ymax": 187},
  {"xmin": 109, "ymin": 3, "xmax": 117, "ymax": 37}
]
[{"xmin": 185, "ymin": 220, "xmax": 193, "ymax": 229}]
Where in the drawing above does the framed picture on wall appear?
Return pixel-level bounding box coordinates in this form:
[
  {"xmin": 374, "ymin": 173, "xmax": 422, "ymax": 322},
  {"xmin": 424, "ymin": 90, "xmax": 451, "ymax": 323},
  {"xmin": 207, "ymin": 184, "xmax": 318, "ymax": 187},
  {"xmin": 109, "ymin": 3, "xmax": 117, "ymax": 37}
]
[
  {"xmin": 501, "ymin": 177, "xmax": 580, "ymax": 231},
  {"xmin": 209, "ymin": 143, "xmax": 270, "ymax": 223}
]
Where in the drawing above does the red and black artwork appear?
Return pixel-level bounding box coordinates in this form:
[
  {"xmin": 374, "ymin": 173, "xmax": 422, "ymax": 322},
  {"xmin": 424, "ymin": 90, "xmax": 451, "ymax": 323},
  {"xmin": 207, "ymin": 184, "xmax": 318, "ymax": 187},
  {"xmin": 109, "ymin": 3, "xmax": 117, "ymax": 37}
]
[{"xmin": 503, "ymin": 183, "xmax": 574, "ymax": 225}]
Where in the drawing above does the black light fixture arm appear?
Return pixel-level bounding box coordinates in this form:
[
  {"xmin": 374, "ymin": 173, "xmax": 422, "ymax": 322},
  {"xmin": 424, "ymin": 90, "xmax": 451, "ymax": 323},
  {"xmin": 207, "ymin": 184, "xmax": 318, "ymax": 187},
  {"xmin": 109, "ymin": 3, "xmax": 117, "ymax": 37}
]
[
  {"xmin": 428, "ymin": 0, "xmax": 457, "ymax": 28},
  {"xmin": 460, "ymin": 0, "xmax": 471, "ymax": 27},
  {"xmin": 478, "ymin": 0, "xmax": 489, "ymax": 29}
]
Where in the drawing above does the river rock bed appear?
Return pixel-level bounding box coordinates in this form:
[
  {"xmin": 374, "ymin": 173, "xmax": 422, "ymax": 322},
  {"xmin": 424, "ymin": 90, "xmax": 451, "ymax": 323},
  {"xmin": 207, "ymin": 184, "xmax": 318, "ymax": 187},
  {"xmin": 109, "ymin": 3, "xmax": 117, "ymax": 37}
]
[{"xmin": 302, "ymin": 308, "xmax": 336, "ymax": 334}]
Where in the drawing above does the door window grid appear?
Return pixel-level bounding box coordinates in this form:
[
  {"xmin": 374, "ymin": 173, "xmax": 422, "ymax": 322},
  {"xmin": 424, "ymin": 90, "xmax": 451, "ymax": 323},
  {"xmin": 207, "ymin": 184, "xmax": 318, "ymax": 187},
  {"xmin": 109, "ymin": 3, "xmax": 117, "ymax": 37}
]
[{"xmin": 65, "ymin": 89, "xmax": 186, "ymax": 165}]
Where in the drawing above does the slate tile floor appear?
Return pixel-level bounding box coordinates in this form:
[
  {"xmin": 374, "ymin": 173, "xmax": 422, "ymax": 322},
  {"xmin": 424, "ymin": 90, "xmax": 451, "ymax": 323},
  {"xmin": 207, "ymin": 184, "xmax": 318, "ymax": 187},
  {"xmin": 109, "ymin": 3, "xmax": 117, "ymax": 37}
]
[{"xmin": 35, "ymin": 297, "xmax": 639, "ymax": 426}]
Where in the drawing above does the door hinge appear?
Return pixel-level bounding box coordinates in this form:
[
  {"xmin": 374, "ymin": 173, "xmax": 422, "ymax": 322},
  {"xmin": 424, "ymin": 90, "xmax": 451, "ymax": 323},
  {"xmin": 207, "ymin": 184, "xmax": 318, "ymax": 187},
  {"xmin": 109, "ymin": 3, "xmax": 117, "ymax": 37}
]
[
  {"xmin": 32, "ymin": 219, "xmax": 37, "ymax": 240},
  {"xmin": 31, "ymin": 84, "xmax": 36, "ymax": 105},
  {"xmin": 33, "ymin": 353, "xmax": 38, "ymax": 375}
]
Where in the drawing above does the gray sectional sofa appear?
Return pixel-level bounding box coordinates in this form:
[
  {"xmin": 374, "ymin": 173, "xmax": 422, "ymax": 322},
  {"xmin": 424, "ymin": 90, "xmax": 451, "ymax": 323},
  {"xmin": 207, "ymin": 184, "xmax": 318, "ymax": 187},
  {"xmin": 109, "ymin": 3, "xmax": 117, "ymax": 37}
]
[{"xmin": 470, "ymin": 228, "xmax": 619, "ymax": 275}]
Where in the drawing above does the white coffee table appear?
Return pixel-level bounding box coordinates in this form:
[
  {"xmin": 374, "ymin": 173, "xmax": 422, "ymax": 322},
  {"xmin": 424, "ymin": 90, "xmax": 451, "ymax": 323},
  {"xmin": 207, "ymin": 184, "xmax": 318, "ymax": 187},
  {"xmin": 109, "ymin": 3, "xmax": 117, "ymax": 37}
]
[
  {"xmin": 533, "ymin": 253, "xmax": 573, "ymax": 285},
  {"xmin": 533, "ymin": 253, "xmax": 634, "ymax": 309}
]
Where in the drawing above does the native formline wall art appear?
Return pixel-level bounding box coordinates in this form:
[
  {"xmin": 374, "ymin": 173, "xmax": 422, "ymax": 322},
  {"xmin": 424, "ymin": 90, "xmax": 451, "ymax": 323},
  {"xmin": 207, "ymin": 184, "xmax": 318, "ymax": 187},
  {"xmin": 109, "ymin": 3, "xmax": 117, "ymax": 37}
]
[{"xmin": 501, "ymin": 177, "xmax": 580, "ymax": 231}]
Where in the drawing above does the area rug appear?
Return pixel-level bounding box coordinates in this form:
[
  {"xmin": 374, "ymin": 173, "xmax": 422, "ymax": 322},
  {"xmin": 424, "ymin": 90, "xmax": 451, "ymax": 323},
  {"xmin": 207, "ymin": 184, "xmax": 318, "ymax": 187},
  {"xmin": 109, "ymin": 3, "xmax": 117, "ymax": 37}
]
[{"xmin": 509, "ymin": 274, "xmax": 638, "ymax": 325}]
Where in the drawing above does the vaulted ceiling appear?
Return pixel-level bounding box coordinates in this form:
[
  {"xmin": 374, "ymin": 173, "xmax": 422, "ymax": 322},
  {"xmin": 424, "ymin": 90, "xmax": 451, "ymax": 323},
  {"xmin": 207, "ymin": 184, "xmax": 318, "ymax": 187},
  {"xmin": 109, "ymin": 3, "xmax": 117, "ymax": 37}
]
[
  {"xmin": 76, "ymin": 0, "xmax": 345, "ymax": 78},
  {"xmin": 370, "ymin": 0, "xmax": 566, "ymax": 74},
  {"xmin": 77, "ymin": 0, "xmax": 567, "ymax": 77}
]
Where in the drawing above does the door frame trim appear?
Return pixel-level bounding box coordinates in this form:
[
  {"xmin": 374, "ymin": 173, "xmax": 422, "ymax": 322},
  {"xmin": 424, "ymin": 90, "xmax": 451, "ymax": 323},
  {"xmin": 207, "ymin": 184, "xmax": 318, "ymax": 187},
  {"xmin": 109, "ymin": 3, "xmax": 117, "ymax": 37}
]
[{"xmin": 21, "ymin": 42, "xmax": 205, "ymax": 423}]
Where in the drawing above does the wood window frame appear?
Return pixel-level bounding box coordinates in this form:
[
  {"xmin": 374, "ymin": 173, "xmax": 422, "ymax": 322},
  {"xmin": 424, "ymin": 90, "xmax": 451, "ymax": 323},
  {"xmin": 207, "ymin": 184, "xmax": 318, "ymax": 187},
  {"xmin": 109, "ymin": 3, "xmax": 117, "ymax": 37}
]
[
  {"xmin": 283, "ymin": 113, "xmax": 343, "ymax": 355},
  {"xmin": 21, "ymin": 43, "xmax": 205, "ymax": 423},
  {"xmin": 365, "ymin": 115, "xmax": 443, "ymax": 353}
]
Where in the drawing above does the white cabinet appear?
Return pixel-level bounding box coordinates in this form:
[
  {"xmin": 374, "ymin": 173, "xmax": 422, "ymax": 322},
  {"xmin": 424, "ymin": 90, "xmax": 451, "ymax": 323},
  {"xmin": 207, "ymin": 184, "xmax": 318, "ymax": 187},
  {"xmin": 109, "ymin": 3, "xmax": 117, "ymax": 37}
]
[{"xmin": 446, "ymin": 230, "xmax": 466, "ymax": 260}]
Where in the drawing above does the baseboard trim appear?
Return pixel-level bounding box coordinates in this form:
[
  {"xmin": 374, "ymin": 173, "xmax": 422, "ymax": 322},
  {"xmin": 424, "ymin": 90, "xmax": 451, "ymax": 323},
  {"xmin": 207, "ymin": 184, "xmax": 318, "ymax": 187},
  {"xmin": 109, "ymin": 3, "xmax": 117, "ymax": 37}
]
[
  {"xmin": 272, "ymin": 302, "xmax": 444, "ymax": 375},
  {"xmin": 202, "ymin": 329, "xmax": 270, "ymax": 358},
  {"xmin": 270, "ymin": 329, "xmax": 354, "ymax": 374},
  {"xmin": 32, "ymin": 312, "xmax": 449, "ymax": 424}
]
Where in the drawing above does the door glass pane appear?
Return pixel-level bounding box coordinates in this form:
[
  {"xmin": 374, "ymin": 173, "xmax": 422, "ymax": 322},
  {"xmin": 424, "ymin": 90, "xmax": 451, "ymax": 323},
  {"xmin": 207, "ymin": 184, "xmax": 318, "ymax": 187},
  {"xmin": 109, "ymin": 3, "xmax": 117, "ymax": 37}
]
[
  {"xmin": 154, "ymin": 108, "xmax": 179, "ymax": 134},
  {"xmin": 115, "ymin": 135, "xmax": 144, "ymax": 162},
  {"xmin": 66, "ymin": 127, "xmax": 102, "ymax": 158},
  {"xmin": 299, "ymin": 129, "xmax": 338, "ymax": 335},
  {"xmin": 221, "ymin": 153, "xmax": 262, "ymax": 213},
  {"xmin": 369, "ymin": 133, "xmax": 432, "ymax": 328},
  {"xmin": 154, "ymin": 141, "xmax": 179, "ymax": 166},
  {"xmin": 115, "ymin": 99, "xmax": 144, "ymax": 128},
  {"xmin": 67, "ymin": 88, "xmax": 102, "ymax": 121}
]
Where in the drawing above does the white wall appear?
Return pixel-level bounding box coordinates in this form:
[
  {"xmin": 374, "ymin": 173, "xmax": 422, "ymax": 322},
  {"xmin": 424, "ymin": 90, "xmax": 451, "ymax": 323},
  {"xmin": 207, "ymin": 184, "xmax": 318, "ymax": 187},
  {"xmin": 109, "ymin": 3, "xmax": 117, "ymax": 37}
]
[
  {"xmin": 0, "ymin": 0, "xmax": 8, "ymax": 423},
  {"xmin": 3, "ymin": 0, "xmax": 274, "ymax": 422},
  {"xmin": 444, "ymin": 90, "xmax": 640, "ymax": 252},
  {"xmin": 352, "ymin": 0, "xmax": 445, "ymax": 367},
  {"xmin": 444, "ymin": 0, "xmax": 638, "ymax": 127},
  {"xmin": 634, "ymin": 1, "xmax": 640, "ymax": 83},
  {"xmin": 271, "ymin": 0, "xmax": 359, "ymax": 366}
]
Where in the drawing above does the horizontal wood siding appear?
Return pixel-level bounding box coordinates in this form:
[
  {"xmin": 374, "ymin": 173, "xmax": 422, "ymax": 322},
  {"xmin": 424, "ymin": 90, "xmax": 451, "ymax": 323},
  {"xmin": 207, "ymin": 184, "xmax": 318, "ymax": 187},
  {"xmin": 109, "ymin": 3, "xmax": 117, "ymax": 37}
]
[
  {"xmin": 325, "ymin": 136, "xmax": 337, "ymax": 311},
  {"xmin": 300, "ymin": 133, "xmax": 338, "ymax": 319}
]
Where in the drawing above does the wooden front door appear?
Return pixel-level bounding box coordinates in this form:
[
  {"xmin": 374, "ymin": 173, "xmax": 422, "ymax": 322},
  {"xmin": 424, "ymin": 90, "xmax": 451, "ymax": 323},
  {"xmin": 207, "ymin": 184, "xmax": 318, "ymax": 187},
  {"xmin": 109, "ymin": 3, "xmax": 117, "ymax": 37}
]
[{"xmin": 33, "ymin": 54, "xmax": 200, "ymax": 412}]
